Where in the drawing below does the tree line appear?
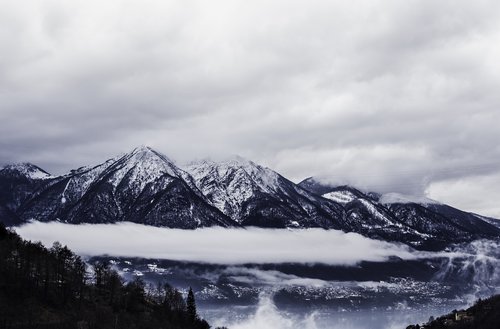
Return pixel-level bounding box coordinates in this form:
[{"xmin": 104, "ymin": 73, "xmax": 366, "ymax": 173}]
[{"xmin": 0, "ymin": 223, "xmax": 224, "ymax": 329}]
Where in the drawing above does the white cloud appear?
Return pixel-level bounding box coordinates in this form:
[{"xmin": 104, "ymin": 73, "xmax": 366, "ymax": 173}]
[
  {"xmin": 15, "ymin": 221, "xmax": 417, "ymax": 265},
  {"xmin": 222, "ymin": 267, "xmax": 328, "ymax": 287},
  {"xmin": 427, "ymin": 172, "xmax": 500, "ymax": 218}
]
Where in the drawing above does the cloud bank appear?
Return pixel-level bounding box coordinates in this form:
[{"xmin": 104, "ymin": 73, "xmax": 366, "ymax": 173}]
[{"xmin": 15, "ymin": 221, "xmax": 416, "ymax": 265}]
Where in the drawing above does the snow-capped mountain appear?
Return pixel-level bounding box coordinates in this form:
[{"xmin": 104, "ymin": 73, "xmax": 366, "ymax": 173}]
[
  {"xmin": 12, "ymin": 147, "xmax": 234, "ymax": 228},
  {"xmin": 0, "ymin": 163, "xmax": 53, "ymax": 214},
  {"xmin": 298, "ymin": 177, "xmax": 500, "ymax": 246},
  {"xmin": 1, "ymin": 148, "xmax": 499, "ymax": 249},
  {"xmin": 312, "ymin": 184, "xmax": 428, "ymax": 244},
  {"xmin": 186, "ymin": 157, "xmax": 344, "ymax": 228},
  {"xmin": 0, "ymin": 163, "xmax": 52, "ymax": 180}
]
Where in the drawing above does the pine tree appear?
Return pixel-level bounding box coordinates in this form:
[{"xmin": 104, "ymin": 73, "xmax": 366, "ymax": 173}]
[
  {"xmin": 0, "ymin": 223, "xmax": 216, "ymax": 329},
  {"xmin": 186, "ymin": 287, "xmax": 197, "ymax": 322}
]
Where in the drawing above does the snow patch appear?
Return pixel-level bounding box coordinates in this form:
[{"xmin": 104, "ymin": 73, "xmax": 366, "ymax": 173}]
[
  {"xmin": 359, "ymin": 199, "xmax": 403, "ymax": 228},
  {"xmin": 185, "ymin": 156, "xmax": 282, "ymax": 221},
  {"xmin": 322, "ymin": 191, "xmax": 356, "ymax": 204},
  {"xmin": 2, "ymin": 163, "xmax": 52, "ymax": 179}
]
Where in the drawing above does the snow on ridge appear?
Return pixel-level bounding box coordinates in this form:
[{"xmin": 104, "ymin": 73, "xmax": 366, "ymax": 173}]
[
  {"xmin": 358, "ymin": 199, "xmax": 403, "ymax": 227},
  {"xmin": 184, "ymin": 156, "xmax": 285, "ymax": 220},
  {"xmin": 107, "ymin": 146, "xmax": 182, "ymax": 188},
  {"xmin": 61, "ymin": 160, "xmax": 118, "ymax": 201},
  {"xmin": 129, "ymin": 146, "xmax": 202, "ymax": 194},
  {"xmin": 186, "ymin": 156, "xmax": 280, "ymax": 193},
  {"xmin": 379, "ymin": 192, "xmax": 440, "ymax": 205},
  {"xmin": 2, "ymin": 163, "xmax": 53, "ymax": 179},
  {"xmin": 54, "ymin": 146, "xmax": 201, "ymax": 202},
  {"xmin": 222, "ymin": 156, "xmax": 281, "ymax": 193},
  {"xmin": 322, "ymin": 191, "xmax": 356, "ymax": 204},
  {"xmin": 185, "ymin": 158, "xmax": 260, "ymax": 213},
  {"xmin": 27, "ymin": 170, "xmax": 52, "ymax": 179}
]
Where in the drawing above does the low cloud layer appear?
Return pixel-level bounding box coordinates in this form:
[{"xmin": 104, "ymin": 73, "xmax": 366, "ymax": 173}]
[
  {"xmin": 14, "ymin": 221, "xmax": 500, "ymax": 329},
  {"xmin": 221, "ymin": 267, "xmax": 329, "ymax": 287},
  {"xmin": 15, "ymin": 221, "xmax": 417, "ymax": 265}
]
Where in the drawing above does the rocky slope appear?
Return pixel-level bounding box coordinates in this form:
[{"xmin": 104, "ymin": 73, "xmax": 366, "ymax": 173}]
[
  {"xmin": 1, "ymin": 148, "xmax": 499, "ymax": 248},
  {"xmin": 4, "ymin": 147, "xmax": 234, "ymax": 228},
  {"xmin": 186, "ymin": 157, "xmax": 343, "ymax": 228},
  {"xmin": 299, "ymin": 178, "xmax": 500, "ymax": 246}
]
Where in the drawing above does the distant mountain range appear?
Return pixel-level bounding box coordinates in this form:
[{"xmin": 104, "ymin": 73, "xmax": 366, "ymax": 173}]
[{"xmin": 1, "ymin": 146, "xmax": 499, "ymax": 249}]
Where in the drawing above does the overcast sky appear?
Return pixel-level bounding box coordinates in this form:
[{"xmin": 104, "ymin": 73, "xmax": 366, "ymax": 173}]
[{"xmin": 1, "ymin": 0, "xmax": 500, "ymax": 217}]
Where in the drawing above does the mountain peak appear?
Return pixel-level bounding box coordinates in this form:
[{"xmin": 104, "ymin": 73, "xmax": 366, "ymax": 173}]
[
  {"xmin": 192, "ymin": 155, "xmax": 257, "ymax": 167},
  {"xmin": 218, "ymin": 155, "xmax": 263, "ymax": 172},
  {"xmin": 1, "ymin": 162, "xmax": 52, "ymax": 179},
  {"xmin": 105, "ymin": 145, "xmax": 206, "ymax": 199},
  {"xmin": 187, "ymin": 155, "xmax": 276, "ymax": 186},
  {"xmin": 125, "ymin": 146, "xmax": 176, "ymax": 165},
  {"xmin": 130, "ymin": 145, "xmax": 162, "ymax": 158},
  {"xmin": 298, "ymin": 177, "xmax": 336, "ymax": 195},
  {"xmin": 185, "ymin": 156, "xmax": 345, "ymax": 226},
  {"xmin": 223, "ymin": 154, "xmax": 254, "ymax": 164},
  {"xmin": 104, "ymin": 146, "xmax": 183, "ymax": 185},
  {"xmin": 2, "ymin": 149, "xmax": 499, "ymax": 245},
  {"xmin": 131, "ymin": 145, "xmax": 154, "ymax": 154}
]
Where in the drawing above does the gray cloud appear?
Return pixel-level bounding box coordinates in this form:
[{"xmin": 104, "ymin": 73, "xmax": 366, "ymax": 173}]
[{"xmin": 1, "ymin": 1, "xmax": 500, "ymax": 216}]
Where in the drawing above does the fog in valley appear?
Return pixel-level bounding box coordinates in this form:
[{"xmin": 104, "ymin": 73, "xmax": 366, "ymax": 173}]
[{"xmin": 16, "ymin": 221, "xmax": 500, "ymax": 329}]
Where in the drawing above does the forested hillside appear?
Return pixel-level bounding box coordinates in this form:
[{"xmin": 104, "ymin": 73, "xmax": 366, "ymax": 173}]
[
  {"xmin": 0, "ymin": 223, "xmax": 215, "ymax": 329},
  {"xmin": 406, "ymin": 294, "xmax": 500, "ymax": 329}
]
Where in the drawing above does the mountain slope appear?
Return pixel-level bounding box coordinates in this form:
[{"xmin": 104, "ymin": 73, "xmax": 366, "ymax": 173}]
[
  {"xmin": 1, "ymin": 151, "xmax": 499, "ymax": 249},
  {"xmin": 186, "ymin": 157, "xmax": 344, "ymax": 228},
  {"xmin": 16, "ymin": 147, "xmax": 235, "ymax": 228},
  {"xmin": 0, "ymin": 163, "xmax": 53, "ymax": 212},
  {"xmin": 298, "ymin": 177, "xmax": 500, "ymax": 244},
  {"xmin": 473, "ymin": 214, "xmax": 500, "ymax": 229},
  {"xmin": 0, "ymin": 203, "xmax": 20, "ymax": 227}
]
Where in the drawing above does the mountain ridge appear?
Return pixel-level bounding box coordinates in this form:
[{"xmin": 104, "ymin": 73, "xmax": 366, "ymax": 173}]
[
  {"xmin": 298, "ymin": 177, "xmax": 500, "ymax": 247},
  {"xmin": 1, "ymin": 147, "xmax": 499, "ymax": 249},
  {"xmin": 186, "ymin": 156, "xmax": 344, "ymax": 228}
]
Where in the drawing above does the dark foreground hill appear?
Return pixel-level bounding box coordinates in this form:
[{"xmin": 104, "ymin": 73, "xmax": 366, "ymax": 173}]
[
  {"xmin": 0, "ymin": 223, "xmax": 214, "ymax": 329},
  {"xmin": 406, "ymin": 294, "xmax": 500, "ymax": 329}
]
